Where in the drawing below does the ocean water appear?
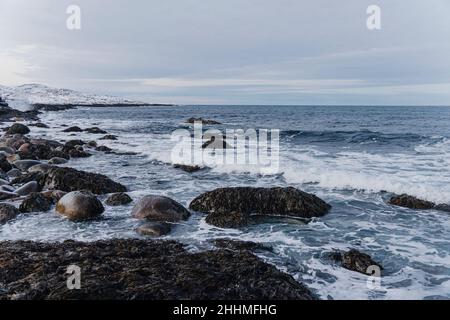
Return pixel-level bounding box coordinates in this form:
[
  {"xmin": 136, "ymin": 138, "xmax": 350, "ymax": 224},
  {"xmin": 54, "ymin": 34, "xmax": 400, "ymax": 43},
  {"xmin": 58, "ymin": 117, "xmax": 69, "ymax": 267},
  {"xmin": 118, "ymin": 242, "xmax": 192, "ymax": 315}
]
[{"xmin": 1, "ymin": 105, "xmax": 450, "ymax": 300}]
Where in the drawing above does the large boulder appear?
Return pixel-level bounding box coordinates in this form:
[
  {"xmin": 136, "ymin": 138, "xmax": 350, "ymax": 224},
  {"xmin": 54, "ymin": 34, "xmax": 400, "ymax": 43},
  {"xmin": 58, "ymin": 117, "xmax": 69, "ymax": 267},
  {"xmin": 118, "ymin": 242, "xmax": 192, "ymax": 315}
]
[
  {"xmin": 389, "ymin": 194, "xmax": 435, "ymax": 210},
  {"xmin": 56, "ymin": 191, "xmax": 104, "ymax": 221},
  {"xmin": 189, "ymin": 187, "xmax": 331, "ymax": 228},
  {"xmin": 0, "ymin": 203, "xmax": 20, "ymax": 224},
  {"xmin": 6, "ymin": 123, "xmax": 30, "ymax": 135},
  {"xmin": 131, "ymin": 195, "xmax": 190, "ymax": 222},
  {"xmin": 44, "ymin": 167, "xmax": 126, "ymax": 194}
]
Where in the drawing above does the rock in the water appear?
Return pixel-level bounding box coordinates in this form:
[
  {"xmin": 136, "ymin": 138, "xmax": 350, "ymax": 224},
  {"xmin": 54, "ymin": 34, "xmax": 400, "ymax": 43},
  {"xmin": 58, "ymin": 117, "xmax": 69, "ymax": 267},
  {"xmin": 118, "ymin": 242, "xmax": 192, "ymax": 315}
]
[
  {"xmin": 84, "ymin": 127, "xmax": 107, "ymax": 134},
  {"xmin": 331, "ymin": 249, "xmax": 383, "ymax": 276},
  {"xmin": 56, "ymin": 191, "xmax": 104, "ymax": 221},
  {"xmin": 0, "ymin": 239, "xmax": 316, "ymax": 300},
  {"xmin": 64, "ymin": 140, "xmax": 85, "ymax": 149},
  {"xmin": 95, "ymin": 145, "xmax": 112, "ymax": 152},
  {"xmin": 389, "ymin": 194, "xmax": 435, "ymax": 210},
  {"xmin": 0, "ymin": 203, "xmax": 20, "ymax": 224},
  {"xmin": 19, "ymin": 193, "xmax": 53, "ymax": 213},
  {"xmin": 105, "ymin": 192, "xmax": 132, "ymax": 206},
  {"xmin": 45, "ymin": 167, "xmax": 127, "ymax": 194},
  {"xmin": 6, "ymin": 123, "xmax": 30, "ymax": 135},
  {"xmin": 100, "ymin": 135, "xmax": 118, "ymax": 140},
  {"xmin": 173, "ymin": 164, "xmax": 202, "ymax": 173},
  {"xmin": 0, "ymin": 178, "xmax": 10, "ymax": 186},
  {"xmin": 40, "ymin": 190, "xmax": 67, "ymax": 203},
  {"xmin": 14, "ymin": 181, "xmax": 40, "ymax": 196},
  {"xmin": 343, "ymin": 249, "xmax": 383, "ymax": 275},
  {"xmin": 13, "ymin": 160, "xmax": 42, "ymax": 171},
  {"xmin": 68, "ymin": 149, "xmax": 92, "ymax": 158},
  {"xmin": 202, "ymin": 136, "xmax": 230, "ymax": 149},
  {"xmin": 29, "ymin": 122, "xmax": 49, "ymax": 128},
  {"xmin": 190, "ymin": 187, "xmax": 331, "ymax": 228},
  {"xmin": 206, "ymin": 211, "xmax": 249, "ymax": 228},
  {"xmin": 62, "ymin": 126, "xmax": 83, "ymax": 132},
  {"xmin": 136, "ymin": 222, "xmax": 172, "ymax": 237},
  {"xmin": 132, "ymin": 195, "xmax": 190, "ymax": 222},
  {"xmin": 48, "ymin": 157, "xmax": 68, "ymax": 165},
  {"xmin": 434, "ymin": 204, "xmax": 450, "ymax": 213},
  {"xmin": 186, "ymin": 117, "xmax": 221, "ymax": 125},
  {"xmin": 213, "ymin": 239, "xmax": 272, "ymax": 252}
]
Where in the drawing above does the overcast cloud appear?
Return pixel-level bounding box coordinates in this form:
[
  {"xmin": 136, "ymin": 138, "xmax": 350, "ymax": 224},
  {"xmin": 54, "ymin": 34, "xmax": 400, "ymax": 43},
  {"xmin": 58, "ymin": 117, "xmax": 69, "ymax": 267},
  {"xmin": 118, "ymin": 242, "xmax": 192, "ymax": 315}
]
[{"xmin": 1, "ymin": 0, "xmax": 450, "ymax": 105}]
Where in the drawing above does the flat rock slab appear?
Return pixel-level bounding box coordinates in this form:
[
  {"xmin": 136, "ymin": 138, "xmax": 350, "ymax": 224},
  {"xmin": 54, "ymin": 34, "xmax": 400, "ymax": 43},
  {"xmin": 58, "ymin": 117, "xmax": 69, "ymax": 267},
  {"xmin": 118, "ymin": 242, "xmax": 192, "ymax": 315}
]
[{"xmin": 0, "ymin": 239, "xmax": 316, "ymax": 300}]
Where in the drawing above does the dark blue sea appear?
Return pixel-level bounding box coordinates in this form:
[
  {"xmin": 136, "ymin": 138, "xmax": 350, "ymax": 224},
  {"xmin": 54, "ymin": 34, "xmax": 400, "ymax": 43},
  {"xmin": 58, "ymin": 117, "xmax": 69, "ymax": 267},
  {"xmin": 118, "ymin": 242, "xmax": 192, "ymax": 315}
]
[{"xmin": 2, "ymin": 105, "xmax": 450, "ymax": 299}]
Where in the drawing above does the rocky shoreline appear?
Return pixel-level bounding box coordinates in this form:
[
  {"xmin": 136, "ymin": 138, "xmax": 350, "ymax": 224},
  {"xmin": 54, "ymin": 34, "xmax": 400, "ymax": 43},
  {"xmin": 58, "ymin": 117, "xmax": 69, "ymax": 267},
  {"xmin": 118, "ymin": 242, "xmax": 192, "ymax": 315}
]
[{"xmin": 0, "ymin": 104, "xmax": 393, "ymax": 300}]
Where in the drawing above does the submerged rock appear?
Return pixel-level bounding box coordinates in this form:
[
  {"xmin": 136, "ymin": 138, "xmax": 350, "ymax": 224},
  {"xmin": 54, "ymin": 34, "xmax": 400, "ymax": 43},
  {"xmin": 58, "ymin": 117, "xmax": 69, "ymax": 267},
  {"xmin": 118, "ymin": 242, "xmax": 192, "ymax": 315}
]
[
  {"xmin": 389, "ymin": 194, "xmax": 435, "ymax": 210},
  {"xmin": 132, "ymin": 195, "xmax": 190, "ymax": 222},
  {"xmin": 186, "ymin": 117, "xmax": 221, "ymax": 125},
  {"xmin": 434, "ymin": 204, "xmax": 450, "ymax": 213},
  {"xmin": 331, "ymin": 249, "xmax": 383, "ymax": 276},
  {"xmin": 84, "ymin": 127, "xmax": 107, "ymax": 134},
  {"xmin": 105, "ymin": 192, "xmax": 132, "ymax": 206},
  {"xmin": 190, "ymin": 187, "xmax": 331, "ymax": 228},
  {"xmin": 100, "ymin": 135, "xmax": 118, "ymax": 140},
  {"xmin": 173, "ymin": 164, "xmax": 202, "ymax": 173},
  {"xmin": 136, "ymin": 222, "xmax": 172, "ymax": 237},
  {"xmin": 0, "ymin": 203, "xmax": 20, "ymax": 224},
  {"xmin": 0, "ymin": 239, "xmax": 316, "ymax": 300},
  {"xmin": 56, "ymin": 191, "xmax": 104, "ymax": 221},
  {"xmin": 6, "ymin": 123, "xmax": 30, "ymax": 135},
  {"xmin": 19, "ymin": 192, "xmax": 53, "ymax": 213},
  {"xmin": 62, "ymin": 126, "xmax": 83, "ymax": 133}
]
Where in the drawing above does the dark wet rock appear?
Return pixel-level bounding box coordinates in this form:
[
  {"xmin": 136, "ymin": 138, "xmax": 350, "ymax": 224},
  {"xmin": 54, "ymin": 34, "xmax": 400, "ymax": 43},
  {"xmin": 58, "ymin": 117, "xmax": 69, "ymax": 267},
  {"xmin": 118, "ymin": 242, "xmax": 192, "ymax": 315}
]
[
  {"xmin": 62, "ymin": 126, "xmax": 83, "ymax": 133},
  {"xmin": 105, "ymin": 192, "xmax": 132, "ymax": 206},
  {"xmin": 100, "ymin": 135, "xmax": 118, "ymax": 140},
  {"xmin": 64, "ymin": 140, "xmax": 85, "ymax": 149},
  {"xmin": 95, "ymin": 145, "xmax": 112, "ymax": 152},
  {"xmin": 213, "ymin": 239, "xmax": 272, "ymax": 253},
  {"xmin": 202, "ymin": 136, "xmax": 230, "ymax": 149},
  {"xmin": 434, "ymin": 204, "xmax": 450, "ymax": 213},
  {"xmin": 0, "ymin": 184, "xmax": 15, "ymax": 192},
  {"xmin": 331, "ymin": 249, "xmax": 383, "ymax": 276},
  {"xmin": 0, "ymin": 146, "xmax": 15, "ymax": 154},
  {"xmin": 29, "ymin": 122, "xmax": 49, "ymax": 128},
  {"xmin": 84, "ymin": 127, "xmax": 107, "ymax": 134},
  {"xmin": 68, "ymin": 149, "xmax": 92, "ymax": 158},
  {"xmin": 6, "ymin": 169, "xmax": 21, "ymax": 178},
  {"xmin": 190, "ymin": 187, "xmax": 331, "ymax": 228},
  {"xmin": 86, "ymin": 141, "xmax": 97, "ymax": 148},
  {"xmin": 0, "ymin": 159, "xmax": 13, "ymax": 172},
  {"xmin": 0, "ymin": 239, "xmax": 316, "ymax": 300},
  {"xmin": 0, "ymin": 203, "xmax": 20, "ymax": 224},
  {"xmin": 48, "ymin": 157, "xmax": 68, "ymax": 165},
  {"xmin": 132, "ymin": 195, "xmax": 190, "ymax": 222},
  {"xmin": 56, "ymin": 191, "xmax": 104, "ymax": 221},
  {"xmin": 173, "ymin": 164, "xmax": 202, "ymax": 173},
  {"xmin": 186, "ymin": 117, "xmax": 221, "ymax": 125},
  {"xmin": 19, "ymin": 193, "xmax": 53, "ymax": 213},
  {"xmin": 45, "ymin": 167, "xmax": 127, "ymax": 194},
  {"xmin": 40, "ymin": 190, "xmax": 67, "ymax": 203},
  {"xmin": 206, "ymin": 211, "xmax": 250, "ymax": 228},
  {"xmin": 14, "ymin": 181, "xmax": 40, "ymax": 196},
  {"xmin": 136, "ymin": 222, "xmax": 172, "ymax": 237},
  {"xmin": 0, "ymin": 178, "xmax": 10, "ymax": 186},
  {"xmin": 389, "ymin": 194, "xmax": 435, "ymax": 210},
  {"xmin": 13, "ymin": 160, "xmax": 42, "ymax": 171},
  {"xmin": 6, "ymin": 123, "xmax": 30, "ymax": 135},
  {"xmin": 0, "ymin": 191, "xmax": 18, "ymax": 200}
]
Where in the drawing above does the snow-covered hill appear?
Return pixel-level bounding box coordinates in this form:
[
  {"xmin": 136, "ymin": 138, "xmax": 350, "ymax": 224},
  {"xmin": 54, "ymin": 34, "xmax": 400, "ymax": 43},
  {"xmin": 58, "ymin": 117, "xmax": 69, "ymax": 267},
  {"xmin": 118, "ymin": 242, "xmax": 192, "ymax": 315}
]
[{"xmin": 0, "ymin": 84, "xmax": 149, "ymax": 110}]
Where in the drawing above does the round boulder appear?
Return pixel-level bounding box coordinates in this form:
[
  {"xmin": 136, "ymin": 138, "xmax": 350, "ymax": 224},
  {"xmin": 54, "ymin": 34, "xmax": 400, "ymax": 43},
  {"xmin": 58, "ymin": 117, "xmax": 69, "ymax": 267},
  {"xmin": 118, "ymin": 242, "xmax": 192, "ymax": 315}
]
[
  {"xmin": 14, "ymin": 160, "xmax": 42, "ymax": 171},
  {"xmin": 131, "ymin": 195, "xmax": 190, "ymax": 222},
  {"xmin": 7, "ymin": 123, "xmax": 30, "ymax": 135},
  {"xmin": 14, "ymin": 181, "xmax": 39, "ymax": 196},
  {"xmin": 106, "ymin": 192, "xmax": 132, "ymax": 206},
  {"xmin": 56, "ymin": 191, "xmax": 105, "ymax": 221}
]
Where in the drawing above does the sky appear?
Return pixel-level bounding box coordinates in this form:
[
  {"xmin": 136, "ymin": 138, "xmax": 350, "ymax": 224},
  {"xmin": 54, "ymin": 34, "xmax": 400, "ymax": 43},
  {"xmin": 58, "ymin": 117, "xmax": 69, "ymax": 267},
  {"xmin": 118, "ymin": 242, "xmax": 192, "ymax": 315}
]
[{"xmin": 1, "ymin": 0, "xmax": 450, "ymax": 105}]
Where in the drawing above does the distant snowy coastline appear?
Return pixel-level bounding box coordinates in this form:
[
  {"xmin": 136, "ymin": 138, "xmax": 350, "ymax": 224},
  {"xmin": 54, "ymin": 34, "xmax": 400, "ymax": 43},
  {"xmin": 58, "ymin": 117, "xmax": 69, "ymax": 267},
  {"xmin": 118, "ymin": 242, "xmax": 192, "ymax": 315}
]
[{"xmin": 0, "ymin": 84, "xmax": 167, "ymax": 111}]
